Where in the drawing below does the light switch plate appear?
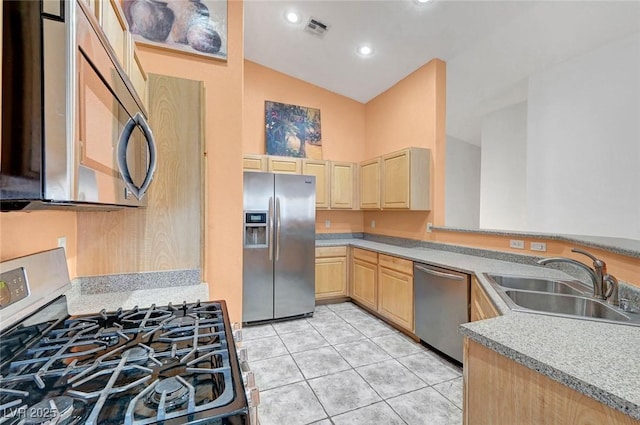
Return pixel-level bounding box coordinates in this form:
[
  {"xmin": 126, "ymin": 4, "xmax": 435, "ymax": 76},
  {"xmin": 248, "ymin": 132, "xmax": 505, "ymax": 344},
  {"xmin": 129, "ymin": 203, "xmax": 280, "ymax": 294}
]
[
  {"xmin": 371, "ymin": 220, "xmax": 376, "ymax": 229},
  {"xmin": 325, "ymin": 220, "xmax": 331, "ymax": 228}
]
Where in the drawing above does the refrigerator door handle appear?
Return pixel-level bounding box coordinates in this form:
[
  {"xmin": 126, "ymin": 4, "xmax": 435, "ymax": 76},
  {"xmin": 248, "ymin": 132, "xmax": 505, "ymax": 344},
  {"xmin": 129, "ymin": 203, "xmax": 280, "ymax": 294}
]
[
  {"xmin": 275, "ymin": 197, "xmax": 281, "ymax": 261},
  {"xmin": 268, "ymin": 197, "xmax": 274, "ymax": 261}
]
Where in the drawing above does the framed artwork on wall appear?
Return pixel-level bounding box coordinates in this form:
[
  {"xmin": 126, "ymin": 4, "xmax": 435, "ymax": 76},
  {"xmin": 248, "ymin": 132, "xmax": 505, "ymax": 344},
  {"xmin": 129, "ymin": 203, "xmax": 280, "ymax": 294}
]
[
  {"xmin": 122, "ymin": 0, "xmax": 227, "ymax": 61},
  {"xmin": 265, "ymin": 101, "xmax": 322, "ymax": 159}
]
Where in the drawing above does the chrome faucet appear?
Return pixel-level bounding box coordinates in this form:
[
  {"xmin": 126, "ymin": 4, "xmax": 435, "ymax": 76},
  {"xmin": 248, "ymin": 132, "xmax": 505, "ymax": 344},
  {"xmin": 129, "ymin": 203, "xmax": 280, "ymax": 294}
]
[{"xmin": 537, "ymin": 248, "xmax": 618, "ymax": 305}]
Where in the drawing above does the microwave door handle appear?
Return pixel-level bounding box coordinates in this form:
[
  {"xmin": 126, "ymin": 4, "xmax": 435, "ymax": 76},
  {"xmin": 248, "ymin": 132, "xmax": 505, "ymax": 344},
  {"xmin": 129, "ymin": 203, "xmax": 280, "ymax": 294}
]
[
  {"xmin": 117, "ymin": 115, "xmax": 140, "ymax": 199},
  {"xmin": 135, "ymin": 113, "xmax": 157, "ymax": 199},
  {"xmin": 116, "ymin": 112, "xmax": 157, "ymax": 201}
]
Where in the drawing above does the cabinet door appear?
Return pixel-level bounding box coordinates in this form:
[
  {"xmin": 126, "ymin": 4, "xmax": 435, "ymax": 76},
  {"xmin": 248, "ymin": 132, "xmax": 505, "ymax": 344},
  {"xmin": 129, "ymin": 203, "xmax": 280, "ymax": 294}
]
[
  {"xmin": 315, "ymin": 257, "xmax": 347, "ymax": 299},
  {"xmin": 360, "ymin": 158, "xmax": 380, "ymax": 209},
  {"xmin": 243, "ymin": 154, "xmax": 267, "ymax": 172},
  {"xmin": 381, "ymin": 149, "xmax": 411, "ymax": 208},
  {"xmin": 378, "ymin": 266, "xmax": 414, "ymax": 331},
  {"xmin": 268, "ymin": 156, "xmax": 302, "ymax": 174},
  {"xmin": 331, "ymin": 162, "xmax": 355, "ymax": 209},
  {"xmin": 303, "ymin": 160, "xmax": 330, "ymax": 208},
  {"xmin": 129, "ymin": 49, "xmax": 148, "ymax": 109},
  {"xmin": 101, "ymin": 0, "xmax": 129, "ymax": 70},
  {"xmin": 470, "ymin": 277, "xmax": 499, "ymax": 321},
  {"xmin": 351, "ymin": 259, "xmax": 378, "ymax": 311}
]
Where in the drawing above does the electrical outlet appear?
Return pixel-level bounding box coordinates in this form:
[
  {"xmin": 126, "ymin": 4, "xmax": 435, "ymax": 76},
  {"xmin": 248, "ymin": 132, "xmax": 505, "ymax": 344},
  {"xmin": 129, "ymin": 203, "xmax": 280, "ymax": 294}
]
[
  {"xmin": 530, "ymin": 242, "xmax": 547, "ymax": 252},
  {"xmin": 509, "ymin": 239, "xmax": 525, "ymax": 249},
  {"xmin": 57, "ymin": 237, "xmax": 67, "ymax": 251},
  {"xmin": 426, "ymin": 222, "xmax": 433, "ymax": 233},
  {"xmin": 371, "ymin": 220, "xmax": 376, "ymax": 229},
  {"xmin": 325, "ymin": 220, "xmax": 331, "ymax": 228}
]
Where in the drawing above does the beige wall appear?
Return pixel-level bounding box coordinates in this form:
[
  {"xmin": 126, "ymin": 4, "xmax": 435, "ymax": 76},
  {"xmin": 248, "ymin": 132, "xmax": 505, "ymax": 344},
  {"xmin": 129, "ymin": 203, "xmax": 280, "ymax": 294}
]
[
  {"xmin": 364, "ymin": 59, "xmax": 447, "ymax": 238},
  {"xmin": 243, "ymin": 59, "xmax": 366, "ymax": 233},
  {"xmin": 1, "ymin": 0, "xmax": 245, "ymax": 322},
  {"xmin": 133, "ymin": 0, "xmax": 245, "ymax": 322}
]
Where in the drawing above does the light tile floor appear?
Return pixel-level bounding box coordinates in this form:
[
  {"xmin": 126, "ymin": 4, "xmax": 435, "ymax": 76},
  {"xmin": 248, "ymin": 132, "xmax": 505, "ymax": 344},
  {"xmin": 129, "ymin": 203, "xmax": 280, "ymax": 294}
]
[{"xmin": 243, "ymin": 302, "xmax": 463, "ymax": 425}]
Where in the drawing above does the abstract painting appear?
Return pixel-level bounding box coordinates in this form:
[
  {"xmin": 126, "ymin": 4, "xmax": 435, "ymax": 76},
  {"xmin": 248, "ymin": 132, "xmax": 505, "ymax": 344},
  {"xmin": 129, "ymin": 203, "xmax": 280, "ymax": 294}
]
[
  {"xmin": 122, "ymin": 0, "xmax": 227, "ymax": 60},
  {"xmin": 265, "ymin": 101, "xmax": 322, "ymax": 159}
]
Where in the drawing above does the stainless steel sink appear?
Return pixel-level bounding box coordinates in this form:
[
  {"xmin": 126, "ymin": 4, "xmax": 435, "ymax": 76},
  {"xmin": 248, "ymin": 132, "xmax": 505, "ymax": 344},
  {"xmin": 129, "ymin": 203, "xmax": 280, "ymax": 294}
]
[
  {"xmin": 488, "ymin": 274, "xmax": 588, "ymax": 295},
  {"xmin": 503, "ymin": 290, "xmax": 631, "ymax": 322},
  {"xmin": 483, "ymin": 273, "xmax": 640, "ymax": 326}
]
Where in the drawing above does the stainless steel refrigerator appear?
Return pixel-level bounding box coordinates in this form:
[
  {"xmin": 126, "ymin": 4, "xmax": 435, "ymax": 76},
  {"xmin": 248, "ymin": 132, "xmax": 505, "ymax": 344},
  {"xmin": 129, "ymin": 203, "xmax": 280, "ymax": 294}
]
[{"xmin": 242, "ymin": 172, "xmax": 316, "ymax": 323}]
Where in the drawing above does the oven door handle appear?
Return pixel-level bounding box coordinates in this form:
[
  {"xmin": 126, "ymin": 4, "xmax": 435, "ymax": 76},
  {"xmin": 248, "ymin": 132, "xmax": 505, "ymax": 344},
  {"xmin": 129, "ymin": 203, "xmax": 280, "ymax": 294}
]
[{"xmin": 117, "ymin": 112, "xmax": 157, "ymax": 201}]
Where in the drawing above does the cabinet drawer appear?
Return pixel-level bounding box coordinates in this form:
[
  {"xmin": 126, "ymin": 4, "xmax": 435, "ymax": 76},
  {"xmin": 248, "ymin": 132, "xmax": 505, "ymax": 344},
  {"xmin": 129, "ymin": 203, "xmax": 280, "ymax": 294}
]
[
  {"xmin": 316, "ymin": 246, "xmax": 347, "ymax": 258},
  {"xmin": 379, "ymin": 254, "xmax": 412, "ymax": 275},
  {"xmin": 352, "ymin": 248, "xmax": 378, "ymax": 264}
]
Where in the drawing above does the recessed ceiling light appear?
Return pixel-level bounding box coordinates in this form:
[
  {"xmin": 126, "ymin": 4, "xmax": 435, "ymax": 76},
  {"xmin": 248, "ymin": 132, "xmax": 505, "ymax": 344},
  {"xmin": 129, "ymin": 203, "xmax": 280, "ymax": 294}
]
[
  {"xmin": 285, "ymin": 11, "xmax": 300, "ymax": 23},
  {"xmin": 416, "ymin": 0, "xmax": 432, "ymax": 3},
  {"xmin": 357, "ymin": 45, "xmax": 374, "ymax": 56}
]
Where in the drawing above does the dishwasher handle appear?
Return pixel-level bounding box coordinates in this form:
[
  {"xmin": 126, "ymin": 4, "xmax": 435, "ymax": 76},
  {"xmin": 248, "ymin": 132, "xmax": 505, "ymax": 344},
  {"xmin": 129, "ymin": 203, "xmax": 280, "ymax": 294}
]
[{"xmin": 415, "ymin": 265, "xmax": 465, "ymax": 281}]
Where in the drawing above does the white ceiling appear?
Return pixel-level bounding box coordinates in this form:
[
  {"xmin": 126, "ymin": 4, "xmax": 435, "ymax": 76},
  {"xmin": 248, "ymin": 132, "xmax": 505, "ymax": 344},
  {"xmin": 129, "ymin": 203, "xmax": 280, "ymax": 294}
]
[{"xmin": 244, "ymin": 1, "xmax": 640, "ymax": 145}]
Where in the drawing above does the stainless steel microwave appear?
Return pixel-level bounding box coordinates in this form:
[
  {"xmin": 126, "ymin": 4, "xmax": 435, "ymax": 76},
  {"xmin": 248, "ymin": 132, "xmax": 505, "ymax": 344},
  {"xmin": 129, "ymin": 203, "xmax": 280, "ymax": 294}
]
[{"xmin": 1, "ymin": 0, "xmax": 156, "ymax": 211}]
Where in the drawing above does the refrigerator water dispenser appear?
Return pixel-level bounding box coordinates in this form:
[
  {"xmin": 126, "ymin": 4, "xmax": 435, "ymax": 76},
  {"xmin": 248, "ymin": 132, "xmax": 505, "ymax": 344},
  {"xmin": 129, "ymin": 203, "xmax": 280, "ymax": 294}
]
[{"xmin": 244, "ymin": 211, "xmax": 268, "ymax": 247}]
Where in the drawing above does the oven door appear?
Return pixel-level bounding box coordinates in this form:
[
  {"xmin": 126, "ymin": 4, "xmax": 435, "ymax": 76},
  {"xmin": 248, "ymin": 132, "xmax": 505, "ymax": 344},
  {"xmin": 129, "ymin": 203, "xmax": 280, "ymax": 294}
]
[{"xmin": 76, "ymin": 6, "xmax": 156, "ymax": 207}]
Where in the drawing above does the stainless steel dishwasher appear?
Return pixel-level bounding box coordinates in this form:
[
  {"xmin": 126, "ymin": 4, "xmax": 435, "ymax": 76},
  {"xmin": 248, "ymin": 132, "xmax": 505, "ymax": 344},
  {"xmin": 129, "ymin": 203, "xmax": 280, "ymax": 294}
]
[{"xmin": 414, "ymin": 263, "xmax": 470, "ymax": 363}]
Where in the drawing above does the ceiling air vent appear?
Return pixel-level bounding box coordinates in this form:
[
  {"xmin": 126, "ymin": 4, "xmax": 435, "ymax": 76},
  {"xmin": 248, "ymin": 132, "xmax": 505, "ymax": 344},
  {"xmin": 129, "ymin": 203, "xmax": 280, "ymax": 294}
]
[{"xmin": 304, "ymin": 17, "xmax": 329, "ymax": 37}]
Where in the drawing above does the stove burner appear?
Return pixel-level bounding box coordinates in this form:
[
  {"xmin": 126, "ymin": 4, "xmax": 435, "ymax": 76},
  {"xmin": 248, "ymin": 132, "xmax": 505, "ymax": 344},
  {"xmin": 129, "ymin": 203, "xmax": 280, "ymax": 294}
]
[
  {"xmin": 124, "ymin": 346, "xmax": 149, "ymax": 363},
  {"xmin": 24, "ymin": 396, "xmax": 73, "ymax": 425},
  {"xmin": 150, "ymin": 377, "xmax": 189, "ymax": 407},
  {"xmin": 121, "ymin": 306, "xmax": 173, "ymax": 327},
  {"xmin": 168, "ymin": 315, "xmax": 196, "ymax": 327}
]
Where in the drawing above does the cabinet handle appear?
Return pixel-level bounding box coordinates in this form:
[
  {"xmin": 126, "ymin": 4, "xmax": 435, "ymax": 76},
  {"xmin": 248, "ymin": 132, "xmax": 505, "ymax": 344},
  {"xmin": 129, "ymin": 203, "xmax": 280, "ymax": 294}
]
[{"xmin": 415, "ymin": 265, "xmax": 465, "ymax": 281}]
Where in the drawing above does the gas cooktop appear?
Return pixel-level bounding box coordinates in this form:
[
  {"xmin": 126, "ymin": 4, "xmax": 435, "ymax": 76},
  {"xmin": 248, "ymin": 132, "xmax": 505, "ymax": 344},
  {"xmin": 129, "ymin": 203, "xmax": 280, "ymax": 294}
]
[{"xmin": 0, "ymin": 249, "xmax": 257, "ymax": 425}]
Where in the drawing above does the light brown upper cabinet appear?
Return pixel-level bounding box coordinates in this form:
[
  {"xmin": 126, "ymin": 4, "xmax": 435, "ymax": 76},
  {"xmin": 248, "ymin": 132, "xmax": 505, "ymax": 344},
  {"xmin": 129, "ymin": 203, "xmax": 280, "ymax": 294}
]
[
  {"xmin": 303, "ymin": 160, "xmax": 330, "ymax": 208},
  {"xmin": 381, "ymin": 147, "xmax": 431, "ymax": 210},
  {"xmin": 360, "ymin": 158, "xmax": 381, "ymax": 209},
  {"xmin": 100, "ymin": 0, "xmax": 130, "ymax": 70},
  {"xmin": 330, "ymin": 161, "xmax": 357, "ymax": 209},
  {"xmin": 129, "ymin": 48, "xmax": 148, "ymax": 109},
  {"xmin": 268, "ymin": 156, "xmax": 302, "ymax": 174},
  {"xmin": 243, "ymin": 154, "xmax": 267, "ymax": 172}
]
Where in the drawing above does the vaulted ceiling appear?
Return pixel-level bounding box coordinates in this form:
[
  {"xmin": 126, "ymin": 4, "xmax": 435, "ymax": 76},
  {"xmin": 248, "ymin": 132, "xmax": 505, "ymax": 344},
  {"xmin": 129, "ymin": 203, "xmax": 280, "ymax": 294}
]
[{"xmin": 244, "ymin": 1, "xmax": 640, "ymax": 145}]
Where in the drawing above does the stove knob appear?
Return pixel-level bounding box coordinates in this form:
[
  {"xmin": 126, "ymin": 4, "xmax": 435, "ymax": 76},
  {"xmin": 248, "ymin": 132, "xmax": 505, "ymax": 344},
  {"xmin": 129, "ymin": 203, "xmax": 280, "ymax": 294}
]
[
  {"xmin": 237, "ymin": 347, "xmax": 248, "ymax": 362},
  {"xmin": 245, "ymin": 387, "xmax": 260, "ymax": 407},
  {"xmin": 233, "ymin": 328, "xmax": 243, "ymax": 343},
  {"xmin": 242, "ymin": 369, "xmax": 256, "ymax": 388}
]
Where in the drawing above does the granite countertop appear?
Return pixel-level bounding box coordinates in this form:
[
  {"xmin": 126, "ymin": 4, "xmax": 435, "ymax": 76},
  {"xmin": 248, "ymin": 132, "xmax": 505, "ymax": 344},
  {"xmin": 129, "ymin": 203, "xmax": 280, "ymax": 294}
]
[
  {"xmin": 316, "ymin": 238, "xmax": 640, "ymax": 420},
  {"xmin": 65, "ymin": 282, "xmax": 210, "ymax": 315}
]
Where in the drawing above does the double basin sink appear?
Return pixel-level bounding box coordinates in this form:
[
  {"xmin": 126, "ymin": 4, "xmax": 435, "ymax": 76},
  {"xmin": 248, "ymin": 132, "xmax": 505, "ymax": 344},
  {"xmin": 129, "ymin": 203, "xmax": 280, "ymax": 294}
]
[{"xmin": 485, "ymin": 274, "xmax": 640, "ymax": 326}]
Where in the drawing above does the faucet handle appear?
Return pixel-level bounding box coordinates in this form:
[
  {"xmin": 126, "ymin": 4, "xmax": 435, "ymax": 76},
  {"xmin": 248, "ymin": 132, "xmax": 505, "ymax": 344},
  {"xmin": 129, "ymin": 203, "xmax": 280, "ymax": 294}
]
[
  {"xmin": 571, "ymin": 248, "xmax": 606, "ymax": 268},
  {"xmin": 603, "ymin": 274, "xmax": 619, "ymax": 306}
]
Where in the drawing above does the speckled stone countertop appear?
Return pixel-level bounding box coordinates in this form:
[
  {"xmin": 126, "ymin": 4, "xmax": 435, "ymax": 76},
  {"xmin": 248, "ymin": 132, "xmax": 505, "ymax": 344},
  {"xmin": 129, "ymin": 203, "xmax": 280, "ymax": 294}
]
[
  {"xmin": 316, "ymin": 238, "xmax": 640, "ymax": 420},
  {"xmin": 65, "ymin": 281, "xmax": 210, "ymax": 315}
]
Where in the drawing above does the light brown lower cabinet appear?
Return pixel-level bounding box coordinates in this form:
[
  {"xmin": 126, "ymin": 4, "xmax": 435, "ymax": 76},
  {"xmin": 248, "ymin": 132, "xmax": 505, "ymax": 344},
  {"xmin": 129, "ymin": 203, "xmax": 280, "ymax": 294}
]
[
  {"xmin": 463, "ymin": 339, "xmax": 640, "ymax": 425},
  {"xmin": 470, "ymin": 276, "xmax": 500, "ymax": 321},
  {"xmin": 377, "ymin": 254, "xmax": 414, "ymax": 332},
  {"xmin": 350, "ymin": 248, "xmax": 378, "ymax": 310},
  {"xmin": 315, "ymin": 247, "xmax": 347, "ymax": 300},
  {"xmin": 349, "ymin": 249, "xmax": 414, "ymax": 332}
]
